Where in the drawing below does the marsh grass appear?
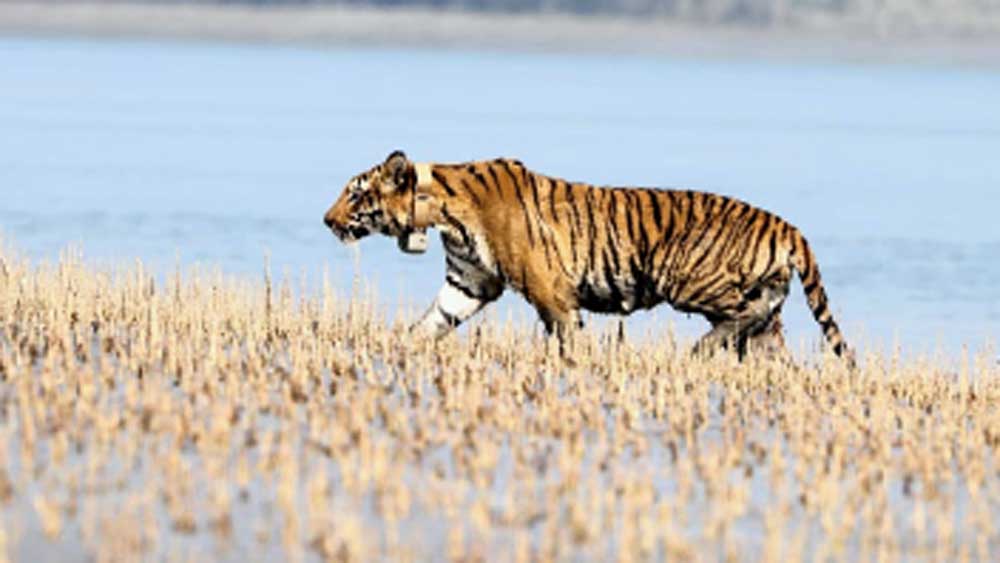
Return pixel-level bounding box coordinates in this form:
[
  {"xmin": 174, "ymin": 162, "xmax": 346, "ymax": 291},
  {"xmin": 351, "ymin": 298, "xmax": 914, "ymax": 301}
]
[{"xmin": 0, "ymin": 244, "xmax": 997, "ymax": 561}]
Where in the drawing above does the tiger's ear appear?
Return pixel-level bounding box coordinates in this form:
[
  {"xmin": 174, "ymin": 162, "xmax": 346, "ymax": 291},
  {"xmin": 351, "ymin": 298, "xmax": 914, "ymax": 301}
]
[{"xmin": 382, "ymin": 150, "xmax": 410, "ymax": 192}]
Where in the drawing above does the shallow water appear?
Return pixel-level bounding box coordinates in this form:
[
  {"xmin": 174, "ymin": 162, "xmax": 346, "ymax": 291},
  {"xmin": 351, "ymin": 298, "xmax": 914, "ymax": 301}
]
[{"xmin": 2, "ymin": 37, "xmax": 998, "ymax": 357}]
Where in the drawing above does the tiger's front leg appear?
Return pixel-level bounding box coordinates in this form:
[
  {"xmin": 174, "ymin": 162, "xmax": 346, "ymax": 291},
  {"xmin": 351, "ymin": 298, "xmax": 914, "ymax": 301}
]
[
  {"xmin": 536, "ymin": 305, "xmax": 584, "ymax": 366},
  {"xmin": 410, "ymin": 279, "xmax": 502, "ymax": 339}
]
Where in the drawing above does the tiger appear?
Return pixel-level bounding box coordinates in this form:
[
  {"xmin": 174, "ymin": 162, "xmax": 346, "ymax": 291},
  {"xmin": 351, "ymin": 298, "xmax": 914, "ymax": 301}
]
[{"xmin": 323, "ymin": 150, "xmax": 852, "ymax": 363}]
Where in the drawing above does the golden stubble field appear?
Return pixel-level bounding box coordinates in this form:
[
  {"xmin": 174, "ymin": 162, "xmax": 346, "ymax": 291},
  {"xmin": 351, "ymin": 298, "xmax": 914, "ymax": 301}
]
[{"xmin": 0, "ymin": 245, "xmax": 997, "ymax": 562}]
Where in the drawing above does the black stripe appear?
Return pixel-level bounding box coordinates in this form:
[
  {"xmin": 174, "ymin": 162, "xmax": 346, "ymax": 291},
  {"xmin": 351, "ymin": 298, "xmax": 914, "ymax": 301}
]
[
  {"xmin": 503, "ymin": 162, "xmax": 543, "ymax": 251},
  {"xmin": 440, "ymin": 206, "xmax": 473, "ymax": 248},
  {"xmin": 509, "ymin": 170, "xmax": 536, "ymax": 246},
  {"xmin": 814, "ymin": 300, "xmax": 830, "ymax": 321},
  {"xmin": 693, "ymin": 198, "xmax": 742, "ymax": 272},
  {"xmin": 547, "ymin": 180, "xmax": 578, "ymax": 268},
  {"xmin": 446, "ymin": 276, "xmax": 485, "ymax": 301},
  {"xmin": 622, "ymin": 191, "xmax": 638, "ymax": 245},
  {"xmin": 442, "ymin": 236, "xmax": 477, "ymax": 262},
  {"xmin": 630, "ymin": 191, "xmax": 650, "ymax": 257},
  {"xmin": 566, "ymin": 206, "xmax": 579, "ymax": 268},
  {"xmin": 669, "ymin": 275, "xmax": 691, "ymax": 305},
  {"xmin": 472, "ymin": 170, "xmax": 492, "ymax": 195},
  {"xmin": 605, "ymin": 190, "xmax": 626, "ymax": 267},
  {"xmin": 703, "ymin": 205, "xmax": 748, "ymax": 274},
  {"xmin": 602, "ymin": 251, "xmax": 624, "ymax": 305},
  {"xmin": 458, "ymin": 178, "xmax": 482, "ymax": 205},
  {"xmin": 712, "ymin": 196, "xmax": 739, "ymax": 231},
  {"xmin": 606, "ymin": 212, "xmax": 622, "ymax": 272},
  {"xmin": 541, "ymin": 176, "xmax": 558, "ymax": 223},
  {"xmin": 650, "ymin": 191, "xmax": 679, "ymax": 284},
  {"xmin": 758, "ymin": 225, "xmax": 778, "ymax": 275},
  {"xmin": 683, "ymin": 191, "xmax": 697, "ymax": 233},
  {"xmin": 607, "ymin": 188, "xmax": 618, "ymax": 227},
  {"xmin": 684, "ymin": 226, "xmax": 717, "ymax": 271},
  {"xmin": 584, "ymin": 188, "xmax": 597, "ymax": 273},
  {"xmin": 539, "ymin": 230, "xmax": 552, "ymax": 263},
  {"xmin": 654, "ymin": 191, "xmax": 693, "ymax": 291},
  {"xmin": 646, "ymin": 189, "xmax": 663, "ymax": 233},
  {"xmin": 563, "ymin": 182, "xmax": 582, "ymax": 269},
  {"xmin": 712, "ymin": 202, "xmax": 753, "ymax": 262},
  {"xmin": 497, "ymin": 159, "xmax": 516, "ymax": 185},
  {"xmin": 564, "ymin": 181, "xmax": 582, "ymax": 233},
  {"xmin": 446, "ymin": 253, "xmax": 481, "ymax": 277},
  {"xmin": 795, "ymin": 231, "xmax": 812, "ymax": 273},
  {"xmin": 651, "ymin": 238, "xmax": 677, "ymax": 290},
  {"xmin": 468, "ymin": 163, "xmax": 492, "ymax": 195},
  {"xmin": 520, "ymin": 166, "xmax": 543, "ymax": 216},
  {"xmin": 432, "ymin": 170, "xmax": 456, "ymax": 197},
  {"xmin": 649, "ymin": 239, "xmax": 669, "ymax": 288},
  {"xmin": 546, "ymin": 229, "xmax": 572, "ymax": 279},
  {"xmin": 446, "ymin": 247, "xmax": 479, "ymax": 267},
  {"xmin": 486, "ymin": 166, "xmax": 502, "ymax": 196},
  {"xmin": 683, "ymin": 271, "xmax": 729, "ymax": 307},
  {"xmin": 743, "ymin": 213, "xmax": 771, "ymax": 274},
  {"xmin": 437, "ymin": 303, "xmax": 461, "ymax": 327},
  {"xmin": 628, "ymin": 254, "xmax": 645, "ymax": 289},
  {"xmin": 702, "ymin": 281, "xmax": 744, "ymax": 313},
  {"xmin": 662, "ymin": 191, "xmax": 677, "ymax": 242},
  {"xmin": 445, "ymin": 255, "xmax": 463, "ymax": 273}
]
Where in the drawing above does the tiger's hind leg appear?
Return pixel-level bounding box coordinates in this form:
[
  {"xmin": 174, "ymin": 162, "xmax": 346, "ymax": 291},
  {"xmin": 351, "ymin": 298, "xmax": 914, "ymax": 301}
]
[
  {"xmin": 744, "ymin": 312, "xmax": 789, "ymax": 361},
  {"xmin": 692, "ymin": 271, "xmax": 791, "ymax": 361},
  {"xmin": 692, "ymin": 316, "xmax": 743, "ymax": 358},
  {"xmin": 739, "ymin": 275, "xmax": 791, "ymax": 361},
  {"xmin": 695, "ymin": 313, "xmax": 783, "ymax": 361}
]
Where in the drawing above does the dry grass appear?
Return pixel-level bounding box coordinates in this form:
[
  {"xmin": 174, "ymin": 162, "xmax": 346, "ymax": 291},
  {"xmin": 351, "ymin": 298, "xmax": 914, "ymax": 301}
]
[{"xmin": 0, "ymin": 243, "xmax": 997, "ymax": 561}]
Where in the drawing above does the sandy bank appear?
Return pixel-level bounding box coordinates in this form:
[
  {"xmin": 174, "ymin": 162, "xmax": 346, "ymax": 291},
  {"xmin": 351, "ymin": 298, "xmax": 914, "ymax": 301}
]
[{"xmin": 2, "ymin": 2, "xmax": 1000, "ymax": 67}]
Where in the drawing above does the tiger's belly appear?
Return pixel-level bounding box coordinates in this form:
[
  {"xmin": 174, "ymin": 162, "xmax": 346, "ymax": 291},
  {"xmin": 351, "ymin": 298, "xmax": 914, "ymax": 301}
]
[{"xmin": 575, "ymin": 270, "xmax": 663, "ymax": 315}]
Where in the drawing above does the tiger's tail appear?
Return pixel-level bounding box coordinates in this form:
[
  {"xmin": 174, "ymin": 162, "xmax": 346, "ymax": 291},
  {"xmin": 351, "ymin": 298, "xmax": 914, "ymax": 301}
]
[{"xmin": 789, "ymin": 229, "xmax": 854, "ymax": 366}]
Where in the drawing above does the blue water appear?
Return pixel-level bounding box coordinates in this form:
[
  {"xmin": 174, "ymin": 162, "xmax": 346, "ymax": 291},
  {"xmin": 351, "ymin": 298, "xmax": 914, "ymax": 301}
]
[{"xmin": 2, "ymin": 37, "xmax": 998, "ymax": 356}]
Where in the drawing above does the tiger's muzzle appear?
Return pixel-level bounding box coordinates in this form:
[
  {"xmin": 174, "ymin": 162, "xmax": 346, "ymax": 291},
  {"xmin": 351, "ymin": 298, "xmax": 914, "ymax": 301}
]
[{"xmin": 323, "ymin": 212, "xmax": 369, "ymax": 243}]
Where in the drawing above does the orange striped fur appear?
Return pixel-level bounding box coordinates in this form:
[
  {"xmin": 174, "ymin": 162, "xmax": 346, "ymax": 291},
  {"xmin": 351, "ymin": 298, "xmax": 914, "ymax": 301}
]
[{"xmin": 324, "ymin": 151, "xmax": 851, "ymax": 362}]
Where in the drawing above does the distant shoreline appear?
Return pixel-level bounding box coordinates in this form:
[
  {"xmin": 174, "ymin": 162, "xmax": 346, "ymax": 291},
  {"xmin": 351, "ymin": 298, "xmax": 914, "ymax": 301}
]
[{"xmin": 2, "ymin": 2, "xmax": 1000, "ymax": 68}]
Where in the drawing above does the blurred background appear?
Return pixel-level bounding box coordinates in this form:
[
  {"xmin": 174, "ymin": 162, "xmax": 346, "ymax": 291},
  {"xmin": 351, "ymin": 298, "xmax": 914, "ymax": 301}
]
[{"xmin": 1, "ymin": 0, "xmax": 998, "ymax": 358}]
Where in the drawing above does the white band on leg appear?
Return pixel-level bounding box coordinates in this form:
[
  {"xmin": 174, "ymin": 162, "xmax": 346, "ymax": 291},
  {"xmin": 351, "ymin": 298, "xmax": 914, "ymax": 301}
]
[{"xmin": 413, "ymin": 283, "xmax": 485, "ymax": 337}]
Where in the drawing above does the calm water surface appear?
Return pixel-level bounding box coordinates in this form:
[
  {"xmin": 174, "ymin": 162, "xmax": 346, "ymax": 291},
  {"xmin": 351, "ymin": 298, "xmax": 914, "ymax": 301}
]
[{"xmin": 2, "ymin": 37, "xmax": 999, "ymax": 357}]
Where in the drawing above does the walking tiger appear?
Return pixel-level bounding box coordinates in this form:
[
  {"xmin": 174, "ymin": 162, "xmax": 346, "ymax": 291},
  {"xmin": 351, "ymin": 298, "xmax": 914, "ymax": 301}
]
[{"xmin": 324, "ymin": 150, "xmax": 852, "ymax": 363}]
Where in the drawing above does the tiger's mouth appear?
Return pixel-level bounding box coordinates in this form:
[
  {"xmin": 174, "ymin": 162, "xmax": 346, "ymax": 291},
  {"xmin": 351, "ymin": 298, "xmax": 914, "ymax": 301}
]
[{"xmin": 329, "ymin": 223, "xmax": 370, "ymax": 243}]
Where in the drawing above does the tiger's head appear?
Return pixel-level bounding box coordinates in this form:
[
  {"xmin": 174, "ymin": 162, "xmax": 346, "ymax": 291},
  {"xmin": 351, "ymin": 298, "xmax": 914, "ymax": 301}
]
[{"xmin": 323, "ymin": 150, "xmax": 416, "ymax": 243}]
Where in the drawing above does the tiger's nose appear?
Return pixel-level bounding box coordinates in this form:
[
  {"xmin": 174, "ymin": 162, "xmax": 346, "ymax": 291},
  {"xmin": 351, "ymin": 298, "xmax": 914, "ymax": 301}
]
[{"xmin": 323, "ymin": 212, "xmax": 335, "ymax": 229}]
